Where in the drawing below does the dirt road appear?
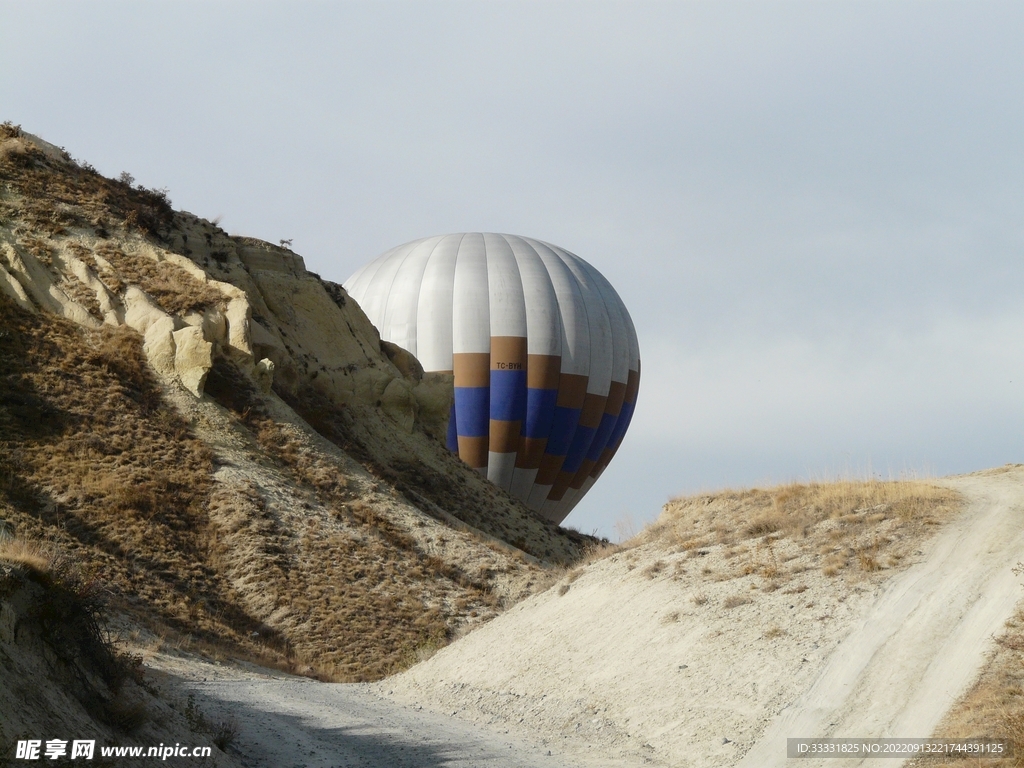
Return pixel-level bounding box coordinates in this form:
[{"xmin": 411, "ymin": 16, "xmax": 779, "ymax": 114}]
[
  {"xmin": 735, "ymin": 468, "xmax": 1024, "ymax": 767},
  {"xmin": 178, "ymin": 677, "xmax": 590, "ymax": 768}
]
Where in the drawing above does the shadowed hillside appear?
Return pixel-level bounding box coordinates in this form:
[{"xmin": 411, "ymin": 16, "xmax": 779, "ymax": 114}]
[{"xmin": 0, "ymin": 123, "xmax": 595, "ymax": 700}]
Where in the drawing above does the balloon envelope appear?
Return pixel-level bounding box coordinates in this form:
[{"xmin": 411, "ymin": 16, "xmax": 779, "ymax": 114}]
[{"xmin": 344, "ymin": 233, "xmax": 640, "ymax": 524}]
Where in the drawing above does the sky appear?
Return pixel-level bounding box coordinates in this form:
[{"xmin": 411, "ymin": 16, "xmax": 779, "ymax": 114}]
[{"xmin": 3, "ymin": 1, "xmax": 1022, "ymax": 540}]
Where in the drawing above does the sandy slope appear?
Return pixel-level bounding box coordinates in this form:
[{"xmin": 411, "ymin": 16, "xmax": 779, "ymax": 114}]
[
  {"xmin": 132, "ymin": 468, "xmax": 1023, "ymax": 767},
  {"xmin": 737, "ymin": 467, "xmax": 1024, "ymax": 767},
  {"xmin": 384, "ymin": 466, "xmax": 1024, "ymax": 767}
]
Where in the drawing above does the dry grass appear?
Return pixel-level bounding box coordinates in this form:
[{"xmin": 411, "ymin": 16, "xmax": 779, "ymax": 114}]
[
  {"xmin": 0, "ymin": 295, "xmax": 276, "ymax": 658},
  {"xmin": 0, "ymin": 126, "xmax": 223, "ymax": 318},
  {"xmin": 643, "ymin": 559, "xmax": 666, "ymax": 579},
  {"xmin": 0, "ymin": 292, "xmax": 480, "ymax": 681},
  {"xmin": 91, "ymin": 241, "xmax": 226, "ymax": 316},
  {"xmin": 0, "ymin": 537, "xmax": 50, "ymax": 573},
  {"xmin": 636, "ymin": 478, "xmax": 961, "ymax": 585},
  {"xmin": 0, "ymin": 536, "xmax": 148, "ymax": 732},
  {"xmin": 200, "ymin": 358, "xmax": 540, "ymax": 680},
  {"xmin": 277, "ymin": 379, "xmax": 593, "ymax": 565},
  {"xmin": 723, "ymin": 594, "xmax": 751, "ymax": 609},
  {"xmin": 0, "ymin": 122, "xmax": 173, "ymax": 240}
]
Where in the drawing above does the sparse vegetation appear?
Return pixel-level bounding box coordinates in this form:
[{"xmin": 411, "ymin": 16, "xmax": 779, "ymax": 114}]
[
  {"xmin": 275, "ymin": 377, "xmax": 593, "ymax": 565},
  {"xmin": 180, "ymin": 694, "xmax": 238, "ymax": 753},
  {"xmin": 90, "ymin": 241, "xmax": 226, "ymax": 315},
  {"xmin": 723, "ymin": 594, "xmax": 751, "ymax": 609},
  {"xmin": 0, "ymin": 124, "xmax": 173, "ymax": 239},
  {"xmin": 0, "ymin": 283, "xmax": 542, "ymax": 680},
  {"xmin": 642, "ymin": 559, "xmax": 666, "ymax": 579},
  {"xmin": 634, "ymin": 479, "xmax": 961, "ymax": 585},
  {"xmin": 0, "ymin": 537, "xmax": 147, "ymax": 731}
]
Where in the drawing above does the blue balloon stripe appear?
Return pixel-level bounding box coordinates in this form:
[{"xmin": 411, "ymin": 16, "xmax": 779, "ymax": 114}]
[
  {"xmin": 545, "ymin": 406, "xmax": 582, "ymax": 456},
  {"xmin": 585, "ymin": 411, "xmax": 619, "ymax": 462},
  {"xmin": 562, "ymin": 425, "xmax": 598, "ymax": 474},
  {"xmin": 523, "ymin": 388, "xmax": 558, "ymax": 439},
  {"xmin": 606, "ymin": 399, "xmax": 636, "ymax": 450},
  {"xmin": 446, "ymin": 402, "xmax": 459, "ymax": 453},
  {"xmin": 489, "ymin": 370, "xmax": 527, "ymax": 422},
  {"xmin": 454, "ymin": 386, "xmax": 490, "ymax": 438}
]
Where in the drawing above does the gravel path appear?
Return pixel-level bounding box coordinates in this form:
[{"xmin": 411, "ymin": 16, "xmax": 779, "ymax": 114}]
[{"xmin": 182, "ymin": 679, "xmax": 591, "ymax": 768}]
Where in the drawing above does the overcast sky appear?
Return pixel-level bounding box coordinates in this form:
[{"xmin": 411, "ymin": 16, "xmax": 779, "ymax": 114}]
[{"xmin": 4, "ymin": 1, "xmax": 1022, "ymax": 539}]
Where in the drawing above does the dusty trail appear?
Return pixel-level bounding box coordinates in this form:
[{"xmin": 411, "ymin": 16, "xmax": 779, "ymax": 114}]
[
  {"xmin": 178, "ymin": 678, "xmax": 587, "ymax": 768},
  {"xmin": 736, "ymin": 468, "xmax": 1024, "ymax": 767}
]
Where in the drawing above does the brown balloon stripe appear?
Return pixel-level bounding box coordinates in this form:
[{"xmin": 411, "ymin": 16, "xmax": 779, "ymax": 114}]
[
  {"xmin": 533, "ymin": 370, "xmax": 590, "ymax": 484},
  {"xmin": 516, "ymin": 436, "xmax": 548, "ymax": 469},
  {"xmin": 566, "ymin": 380, "xmax": 627, "ymax": 490},
  {"xmin": 555, "ymin": 373, "xmax": 588, "ymax": 408},
  {"xmin": 589, "ymin": 364, "xmax": 641, "ymax": 479},
  {"xmin": 546, "ymin": 392, "xmax": 608, "ymax": 501},
  {"xmin": 452, "ymin": 352, "xmax": 490, "ymax": 388},
  {"xmin": 527, "ymin": 354, "xmax": 561, "ymax": 389},
  {"xmin": 570, "ymin": 460, "xmax": 598, "ymax": 490},
  {"xmin": 577, "ymin": 392, "xmax": 608, "ymax": 429},
  {"xmin": 489, "ymin": 418, "xmax": 522, "ymax": 454},
  {"xmin": 603, "ymin": 380, "xmax": 627, "ymax": 418},
  {"xmin": 489, "ymin": 336, "xmax": 528, "ymax": 370},
  {"xmin": 457, "ymin": 435, "xmax": 489, "ymax": 469},
  {"xmin": 536, "ymin": 451, "xmax": 567, "ymax": 485},
  {"xmin": 513, "ymin": 354, "xmax": 560, "ymax": 469},
  {"xmin": 624, "ymin": 364, "xmax": 640, "ymax": 403},
  {"xmin": 548, "ymin": 469, "xmax": 574, "ymax": 501}
]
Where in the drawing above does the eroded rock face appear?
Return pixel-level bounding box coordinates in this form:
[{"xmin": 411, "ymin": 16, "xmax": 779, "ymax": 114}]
[
  {"xmin": 0, "ymin": 126, "xmax": 597, "ymax": 698},
  {"xmin": 173, "ymin": 326, "xmax": 214, "ymax": 397},
  {"xmin": 254, "ymin": 357, "xmax": 276, "ymax": 393},
  {"xmin": 0, "ymin": 239, "xmax": 100, "ymax": 327},
  {"xmin": 380, "ymin": 378, "xmax": 416, "ymax": 433},
  {"xmin": 415, "ymin": 372, "xmax": 456, "ymax": 442},
  {"xmin": 0, "ymin": 131, "xmax": 449, "ymax": 436},
  {"xmin": 0, "ymin": 263, "xmax": 33, "ymax": 311}
]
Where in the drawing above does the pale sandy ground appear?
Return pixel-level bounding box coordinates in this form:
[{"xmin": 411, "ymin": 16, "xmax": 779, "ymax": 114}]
[
  {"xmin": 142, "ymin": 466, "xmax": 1024, "ymax": 768},
  {"xmin": 384, "ymin": 466, "xmax": 1024, "ymax": 768},
  {"xmin": 144, "ymin": 654, "xmax": 586, "ymax": 767}
]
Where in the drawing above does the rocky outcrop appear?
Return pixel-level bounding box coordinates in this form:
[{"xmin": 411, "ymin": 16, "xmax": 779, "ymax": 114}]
[
  {"xmin": 0, "ymin": 238, "xmax": 100, "ymax": 327},
  {"xmin": 0, "ymin": 131, "xmax": 445, "ymax": 432}
]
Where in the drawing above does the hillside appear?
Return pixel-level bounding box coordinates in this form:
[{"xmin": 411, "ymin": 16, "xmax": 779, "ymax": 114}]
[
  {"xmin": 384, "ymin": 471, "xmax": 1024, "ymax": 767},
  {"xmin": 0, "ymin": 123, "xmax": 600, "ymax": 746}
]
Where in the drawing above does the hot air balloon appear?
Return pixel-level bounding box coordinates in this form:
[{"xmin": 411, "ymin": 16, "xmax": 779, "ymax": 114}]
[{"xmin": 344, "ymin": 233, "xmax": 640, "ymax": 524}]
